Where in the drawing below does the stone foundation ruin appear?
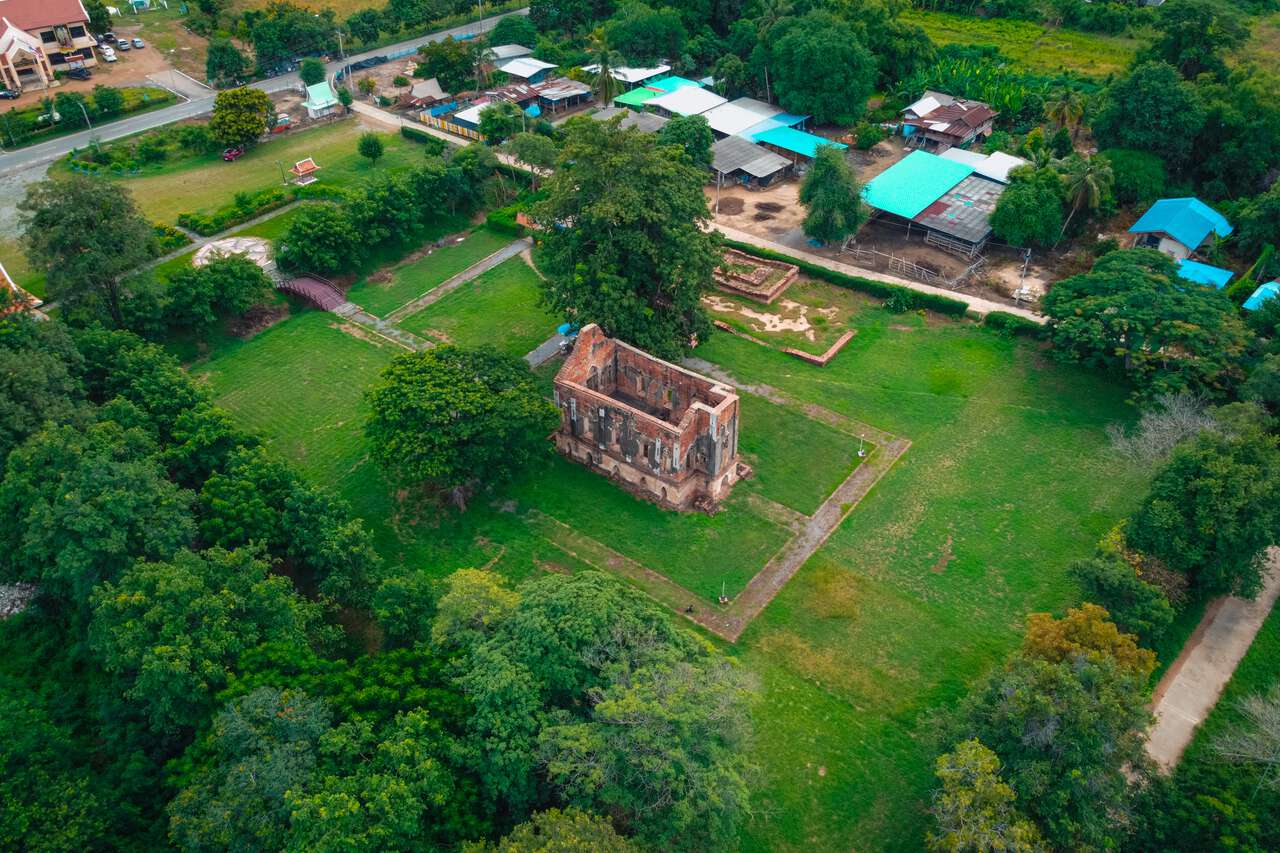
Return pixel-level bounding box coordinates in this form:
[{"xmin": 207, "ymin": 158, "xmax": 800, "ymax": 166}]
[
  {"xmin": 552, "ymin": 324, "xmax": 746, "ymax": 511},
  {"xmin": 713, "ymin": 248, "xmax": 799, "ymax": 304}
]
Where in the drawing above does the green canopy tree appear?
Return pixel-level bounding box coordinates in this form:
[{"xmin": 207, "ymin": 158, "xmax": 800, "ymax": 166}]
[
  {"xmin": 1058, "ymin": 154, "xmax": 1114, "ymax": 237},
  {"xmin": 1041, "ymin": 249, "xmax": 1249, "ymax": 399},
  {"xmin": 346, "ymin": 8, "xmax": 382, "ymax": 43},
  {"xmin": 276, "ymin": 202, "xmax": 364, "ymax": 274},
  {"xmin": 416, "ymin": 37, "xmax": 478, "ymax": 93},
  {"xmin": 585, "ymin": 27, "xmax": 625, "ymax": 103},
  {"xmin": 1093, "ymin": 62, "xmax": 1205, "ymax": 171},
  {"xmin": 89, "ymin": 547, "xmax": 322, "ymax": 734},
  {"xmin": 1146, "ymin": 0, "xmax": 1248, "ymax": 80},
  {"xmin": 478, "ymin": 808, "xmax": 638, "ymax": 852},
  {"xmin": 533, "ymin": 117, "xmax": 721, "ymax": 359},
  {"xmin": 364, "ymin": 347, "xmax": 559, "ymax": 506},
  {"xmin": 358, "ymin": 131, "xmax": 385, "ymax": 164},
  {"xmin": 657, "ymin": 113, "xmax": 714, "ymax": 169},
  {"xmin": 505, "ymin": 132, "xmax": 557, "ymax": 190},
  {"xmin": 490, "ymin": 13, "xmax": 538, "ymax": 47},
  {"xmin": 0, "ymin": 310, "xmax": 85, "ymax": 462},
  {"xmin": 605, "ymin": 1, "xmax": 687, "ymax": 65},
  {"xmin": 19, "ymin": 175, "xmax": 154, "ymax": 327},
  {"xmin": 766, "ymin": 11, "xmax": 875, "ymax": 125},
  {"xmin": 1099, "ymin": 148, "xmax": 1166, "ymax": 206},
  {"xmin": 299, "ymin": 57, "xmax": 326, "ymax": 85},
  {"xmin": 478, "ymin": 100, "xmax": 525, "ymax": 144},
  {"xmin": 989, "ymin": 166, "xmax": 1065, "ymax": 248},
  {"xmin": 1068, "ymin": 555, "xmax": 1174, "ymax": 645},
  {"xmin": 1127, "ymin": 429, "xmax": 1280, "ymax": 599},
  {"xmin": 209, "ymin": 86, "xmax": 273, "ymax": 147},
  {"xmin": 165, "ymin": 255, "xmax": 274, "ymax": 332},
  {"xmin": 799, "ymin": 145, "xmax": 867, "ymax": 245},
  {"xmin": 927, "ymin": 739, "xmax": 1045, "ymax": 853}
]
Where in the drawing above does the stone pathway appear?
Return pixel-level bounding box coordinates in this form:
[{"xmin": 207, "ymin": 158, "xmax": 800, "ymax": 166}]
[
  {"xmin": 384, "ymin": 237, "xmax": 531, "ymax": 323},
  {"xmin": 332, "ymin": 302, "xmax": 433, "ymax": 351},
  {"xmin": 1146, "ymin": 551, "xmax": 1280, "ymax": 770}
]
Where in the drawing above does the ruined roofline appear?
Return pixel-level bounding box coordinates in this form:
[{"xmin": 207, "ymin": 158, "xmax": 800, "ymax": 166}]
[{"xmin": 557, "ymin": 379, "xmax": 686, "ymax": 440}]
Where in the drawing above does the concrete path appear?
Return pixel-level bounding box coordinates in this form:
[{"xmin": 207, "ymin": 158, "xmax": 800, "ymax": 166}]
[
  {"xmin": 524, "ymin": 333, "xmax": 569, "ymax": 367},
  {"xmin": 0, "ymin": 8, "xmax": 527, "ymax": 174},
  {"xmin": 141, "ymin": 201, "xmax": 306, "ymax": 271},
  {"xmin": 384, "ymin": 237, "xmax": 531, "ymax": 323},
  {"xmin": 146, "ymin": 69, "xmax": 213, "ymax": 100},
  {"xmin": 711, "ymin": 223, "xmax": 1045, "ymax": 324},
  {"xmin": 332, "ymin": 302, "xmax": 432, "ymax": 350},
  {"xmin": 1146, "ymin": 550, "xmax": 1280, "ymax": 770}
]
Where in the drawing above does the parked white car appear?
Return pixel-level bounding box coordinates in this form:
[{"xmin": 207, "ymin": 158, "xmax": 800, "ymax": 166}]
[{"xmin": 100, "ymin": 45, "xmax": 117, "ymax": 61}]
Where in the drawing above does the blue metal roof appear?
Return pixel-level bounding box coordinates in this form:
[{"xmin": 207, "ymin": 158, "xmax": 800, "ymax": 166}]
[
  {"xmin": 1128, "ymin": 198, "xmax": 1233, "ymax": 251},
  {"xmin": 750, "ymin": 126, "xmax": 846, "ymax": 159},
  {"xmin": 646, "ymin": 75, "xmax": 703, "ymax": 93},
  {"xmin": 739, "ymin": 113, "xmax": 807, "ymax": 138},
  {"xmin": 1176, "ymin": 259, "xmax": 1233, "ymax": 289},
  {"xmin": 1244, "ymin": 282, "xmax": 1280, "ymax": 312},
  {"xmin": 862, "ymin": 150, "xmax": 974, "ymax": 219}
]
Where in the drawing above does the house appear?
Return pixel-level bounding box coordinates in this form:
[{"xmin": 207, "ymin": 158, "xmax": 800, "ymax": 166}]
[
  {"xmin": 862, "ymin": 149, "xmax": 1006, "ymax": 256},
  {"xmin": 1244, "ymin": 282, "xmax": 1279, "ymax": 312},
  {"xmin": 496, "ymin": 56, "xmax": 556, "ymax": 83},
  {"xmin": 901, "ymin": 91, "xmax": 997, "ymax": 152},
  {"xmin": 398, "ymin": 77, "xmax": 447, "ymax": 109},
  {"xmin": 1175, "ymin": 258, "xmax": 1233, "ymax": 290},
  {"xmin": 645, "ymin": 85, "xmax": 726, "ymax": 118},
  {"xmin": 0, "ymin": 0, "xmax": 100, "ymax": 92},
  {"xmin": 552, "ymin": 324, "xmax": 745, "ymax": 510},
  {"xmin": 749, "ymin": 125, "xmax": 846, "ymax": 167},
  {"xmin": 303, "ymin": 80, "xmax": 339, "ymax": 118},
  {"xmin": 1128, "ymin": 197, "xmax": 1233, "ymax": 261},
  {"xmin": 711, "ymin": 134, "xmax": 791, "ymax": 189}
]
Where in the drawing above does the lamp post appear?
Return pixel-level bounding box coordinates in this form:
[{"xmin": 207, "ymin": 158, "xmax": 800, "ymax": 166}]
[{"xmin": 74, "ymin": 98, "xmax": 92, "ymax": 134}]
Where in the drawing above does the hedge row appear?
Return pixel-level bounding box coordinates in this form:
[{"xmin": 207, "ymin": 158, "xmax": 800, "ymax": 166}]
[
  {"xmin": 486, "ymin": 204, "xmax": 523, "ymax": 236},
  {"xmin": 400, "ymin": 125, "xmax": 447, "ymax": 155},
  {"xmin": 983, "ymin": 311, "xmax": 1043, "ymax": 337},
  {"xmin": 718, "ymin": 238, "xmax": 970, "ymax": 317},
  {"xmin": 176, "ymin": 184, "xmax": 349, "ymax": 236}
]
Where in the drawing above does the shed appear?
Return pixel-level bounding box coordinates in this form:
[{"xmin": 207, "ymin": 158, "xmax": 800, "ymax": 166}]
[
  {"xmin": 303, "ymin": 81, "xmax": 339, "ymax": 119},
  {"xmin": 535, "ymin": 76, "xmax": 591, "ymax": 113},
  {"xmin": 646, "ymin": 86, "xmax": 726, "ymax": 118},
  {"xmin": 750, "ymin": 126, "xmax": 846, "ymax": 163},
  {"xmin": 613, "ymin": 87, "xmax": 658, "ymax": 109},
  {"xmin": 1176, "ymin": 258, "xmax": 1234, "ymax": 289},
  {"xmin": 497, "ymin": 56, "xmax": 557, "ymax": 83},
  {"xmin": 1129, "ymin": 198, "xmax": 1233, "ymax": 260},
  {"xmin": 487, "ymin": 43, "xmax": 532, "ymax": 62},
  {"xmin": 711, "ymin": 135, "xmax": 791, "ymax": 188},
  {"xmin": 591, "ymin": 105, "xmax": 669, "ymax": 132},
  {"xmin": 862, "ymin": 150, "xmax": 974, "ymax": 219},
  {"xmin": 1244, "ymin": 282, "xmax": 1280, "ymax": 312}
]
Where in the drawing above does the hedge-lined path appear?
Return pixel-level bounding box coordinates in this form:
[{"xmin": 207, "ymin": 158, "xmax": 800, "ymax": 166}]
[
  {"xmin": 711, "ymin": 223, "xmax": 1045, "ymax": 323},
  {"xmin": 1146, "ymin": 551, "xmax": 1280, "ymax": 770},
  {"xmin": 384, "ymin": 237, "xmax": 532, "ymax": 323},
  {"xmin": 142, "ymin": 201, "xmax": 306, "ymax": 272}
]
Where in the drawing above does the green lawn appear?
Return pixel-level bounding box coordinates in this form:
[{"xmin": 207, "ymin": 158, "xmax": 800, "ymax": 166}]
[
  {"xmin": 400, "ymin": 256, "xmax": 560, "ymax": 357},
  {"xmin": 188, "ymin": 273, "xmax": 1149, "ymax": 850},
  {"xmin": 0, "ymin": 238, "xmax": 47, "ymax": 300},
  {"xmin": 79, "ymin": 119, "xmax": 421, "ymax": 224},
  {"xmin": 346, "ymin": 227, "xmax": 513, "ymax": 317},
  {"xmin": 901, "ymin": 10, "xmax": 1142, "ymax": 77},
  {"xmin": 707, "ymin": 276, "xmax": 871, "ymax": 355}
]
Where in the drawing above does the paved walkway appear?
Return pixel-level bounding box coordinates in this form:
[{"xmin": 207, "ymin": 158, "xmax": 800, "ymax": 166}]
[
  {"xmin": 1146, "ymin": 550, "xmax": 1280, "ymax": 770},
  {"xmin": 711, "ymin": 224, "xmax": 1045, "ymax": 323},
  {"xmin": 524, "ymin": 333, "xmax": 569, "ymax": 367},
  {"xmin": 384, "ymin": 237, "xmax": 531, "ymax": 323},
  {"xmin": 143, "ymin": 201, "xmax": 305, "ymax": 271},
  {"xmin": 333, "ymin": 302, "xmax": 432, "ymax": 350}
]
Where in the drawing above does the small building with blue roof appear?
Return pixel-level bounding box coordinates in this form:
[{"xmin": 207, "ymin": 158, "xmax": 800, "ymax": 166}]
[
  {"xmin": 1129, "ymin": 198, "xmax": 1233, "ymax": 261},
  {"xmin": 1175, "ymin": 258, "xmax": 1233, "ymax": 290},
  {"xmin": 1244, "ymin": 282, "xmax": 1280, "ymax": 312}
]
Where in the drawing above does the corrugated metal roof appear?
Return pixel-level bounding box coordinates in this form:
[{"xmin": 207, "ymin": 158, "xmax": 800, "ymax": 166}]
[
  {"xmin": 912, "ymin": 174, "xmax": 1003, "ymax": 244},
  {"xmin": 1176, "ymin": 259, "xmax": 1234, "ymax": 289},
  {"xmin": 1245, "ymin": 282, "xmax": 1279, "ymax": 311},
  {"xmin": 498, "ymin": 57, "xmax": 557, "ymax": 79},
  {"xmin": 862, "ymin": 150, "xmax": 974, "ymax": 219},
  {"xmin": 1128, "ymin": 198, "xmax": 1233, "ymax": 251},
  {"xmin": 704, "ymin": 102, "xmax": 778, "ymax": 136},
  {"xmin": 938, "ymin": 149, "xmax": 1027, "ymax": 183},
  {"xmin": 591, "ymin": 106, "xmax": 669, "ymax": 132},
  {"xmin": 711, "ymin": 135, "xmax": 790, "ymax": 178},
  {"xmin": 739, "ymin": 112, "xmax": 807, "ymax": 139},
  {"xmin": 613, "ymin": 87, "xmax": 658, "ymax": 107},
  {"xmin": 647, "ymin": 86, "xmax": 726, "ymax": 116},
  {"xmin": 750, "ymin": 126, "xmax": 846, "ymax": 158},
  {"xmin": 583, "ymin": 63, "xmax": 670, "ymax": 83},
  {"xmin": 646, "ymin": 75, "xmax": 703, "ymax": 93},
  {"xmin": 488, "ymin": 44, "xmax": 532, "ymax": 60}
]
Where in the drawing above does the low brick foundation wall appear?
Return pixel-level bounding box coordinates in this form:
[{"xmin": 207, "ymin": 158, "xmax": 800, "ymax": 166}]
[
  {"xmin": 714, "ymin": 249, "xmax": 799, "ymax": 304},
  {"xmin": 783, "ymin": 330, "xmax": 856, "ymax": 367}
]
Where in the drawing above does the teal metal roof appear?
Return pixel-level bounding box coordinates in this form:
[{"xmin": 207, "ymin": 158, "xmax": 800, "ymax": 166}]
[
  {"xmin": 1128, "ymin": 197, "xmax": 1233, "ymax": 251},
  {"xmin": 1176, "ymin": 259, "xmax": 1233, "ymax": 289},
  {"xmin": 751, "ymin": 126, "xmax": 846, "ymax": 159},
  {"xmin": 1244, "ymin": 282, "xmax": 1280, "ymax": 311},
  {"xmin": 739, "ymin": 112, "xmax": 807, "ymax": 138},
  {"xmin": 304, "ymin": 81, "xmax": 338, "ymax": 109},
  {"xmin": 646, "ymin": 75, "xmax": 702, "ymax": 93},
  {"xmin": 862, "ymin": 150, "xmax": 974, "ymax": 219},
  {"xmin": 613, "ymin": 87, "xmax": 657, "ymax": 107}
]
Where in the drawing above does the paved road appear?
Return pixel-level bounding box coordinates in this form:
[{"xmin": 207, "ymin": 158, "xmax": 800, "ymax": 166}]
[
  {"xmin": 1146, "ymin": 550, "xmax": 1280, "ymax": 770},
  {"xmin": 0, "ymin": 7, "xmax": 527, "ymax": 176}
]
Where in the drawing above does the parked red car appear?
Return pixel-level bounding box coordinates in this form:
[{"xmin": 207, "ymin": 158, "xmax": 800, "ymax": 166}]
[{"xmin": 221, "ymin": 145, "xmax": 245, "ymax": 161}]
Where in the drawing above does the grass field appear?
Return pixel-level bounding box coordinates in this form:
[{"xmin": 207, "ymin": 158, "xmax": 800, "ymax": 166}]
[
  {"xmin": 707, "ymin": 276, "xmax": 871, "ymax": 355},
  {"xmin": 400, "ymin": 256, "xmax": 559, "ymax": 357},
  {"xmin": 346, "ymin": 227, "xmax": 512, "ymax": 316},
  {"xmin": 0, "ymin": 238, "xmax": 46, "ymax": 300},
  {"xmin": 82, "ymin": 119, "xmax": 419, "ymax": 224},
  {"xmin": 186, "ymin": 231, "xmax": 1150, "ymax": 849},
  {"xmin": 901, "ymin": 10, "xmax": 1142, "ymax": 76}
]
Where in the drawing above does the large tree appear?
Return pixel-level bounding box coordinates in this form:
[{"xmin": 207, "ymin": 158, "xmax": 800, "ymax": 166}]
[
  {"xmin": 533, "ymin": 117, "xmax": 721, "ymax": 359},
  {"xmin": 989, "ymin": 165, "xmax": 1065, "ymax": 248},
  {"xmin": 604, "ymin": 1, "xmax": 687, "ymax": 65},
  {"xmin": 479, "ymin": 808, "xmax": 638, "ymax": 852},
  {"xmin": 1041, "ymin": 248, "xmax": 1250, "ymax": 399},
  {"xmin": 799, "ymin": 144, "xmax": 867, "ymax": 245},
  {"xmin": 89, "ymin": 547, "xmax": 321, "ymax": 734},
  {"xmin": 657, "ymin": 113, "xmax": 714, "ymax": 170},
  {"xmin": 766, "ymin": 11, "xmax": 876, "ymax": 125},
  {"xmin": 166, "ymin": 255, "xmax": 273, "ymax": 332},
  {"xmin": 927, "ymin": 739, "xmax": 1045, "ymax": 853},
  {"xmin": 1127, "ymin": 429, "xmax": 1280, "ymax": 599},
  {"xmin": 275, "ymin": 202, "xmax": 364, "ymax": 274},
  {"xmin": 364, "ymin": 347, "xmax": 559, "ymax": 506},
  {"xmin": 205, "ymin": 38, "xmax": 247, "ymax": 84},
  {"xmin": 19, "ymin": 175, "xmax": 153, "ymax": 327},
  {"xmin": 1093, "ymin": 62, "xmax": 1205, "ymax": 171},
  {"xmin": 1146, "ymin": 0, "xmax": 1248, "ymax": 80},
  {"xmin": 209, "ymin": 86, "xmax": 273, "ymax": 147},
  {"xmin": 0, "ymin": 310, "xmax": 85, "ymax": 462},
  {"xmin": 416, "ymin": 37, "xmax": 478, "ymax": 93},
  {"xmin": 489, "ymin": 13, "xmax": 538, "ymax": 47},
  {"xmin": 478, "ymin": 100, "xmax": 525, "ymax": 144}
]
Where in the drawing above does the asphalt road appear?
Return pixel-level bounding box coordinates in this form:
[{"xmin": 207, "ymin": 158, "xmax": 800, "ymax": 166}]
[{"xmin": 0, "ymin": 7, "xmax": 527, "ymax": 176}]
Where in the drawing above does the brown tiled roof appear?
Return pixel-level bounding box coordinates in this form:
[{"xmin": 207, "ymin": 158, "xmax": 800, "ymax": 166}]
[
  {"xmin": 916, "ymin": 100, "xmax": 997, "ymax": 139},
  {"xmin": 0, "ymin": 0, "xmax": 90, "ymax": 30}
]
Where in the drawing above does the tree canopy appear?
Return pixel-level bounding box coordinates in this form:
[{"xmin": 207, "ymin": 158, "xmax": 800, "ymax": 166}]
[
  {"xmin": 989, "ymin": 165, "xmax": 1065, "ymax": 248},
  {"xmin": 657, "ymin": 113, "xmax": 714, "ymax": 170},
  {"xmin": 766, "ymin": 11, "xmax": 876, "ymax": 125},
  {"xmin": 1093, "ymin": 62, "xmax": 1205, "ymax": 171},
  {"xmin": 799, "ymin": 145, "xmax": 868, "ymax": 245},
  {"xmin": 209, "ymin": 87, "xmax": 273, "ymax": 148}
]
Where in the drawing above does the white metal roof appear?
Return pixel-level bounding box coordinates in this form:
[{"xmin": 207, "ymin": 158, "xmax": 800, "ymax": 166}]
[
  {"xmin": 488, "ymin": 44, "xmax": 532, "ymax": 60},
  {"xmin": 498, "ymin": 57, "xmax": 557, "ymax": 79},
  {"xmin": 938, "ymin": 148, "xmax": 1028, "ymax": 183},
  {"xmin": 451, "ymin": 102, "xmax": 489, "ymax": 126},
  {"xmin": 582, "ymin": 63, "xmax": 671, "ymax": 83},
  {"xmin": 703, "ymin": 97, "xmax": 783, "ymax": 136},
  {"xmin": 646, "ymin": 86, "xmax": 726, "ymax": 116}
]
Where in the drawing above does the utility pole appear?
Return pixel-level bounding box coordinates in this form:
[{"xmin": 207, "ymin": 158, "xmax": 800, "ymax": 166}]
[
  {"xmin": 335, "ymin": 28, "xmax": 349, "ymax": 91},
  {"xmin": 74, "ymin": 99, "xmax": 92, "ymax": 134}
]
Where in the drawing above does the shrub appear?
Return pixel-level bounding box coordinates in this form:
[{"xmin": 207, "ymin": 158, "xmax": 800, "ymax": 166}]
[
  {"xmin": 151, "ymin": 223, "xmax": 191, "ymax": 254},
  {"xmin": 485, "ymin": 204, "xmax": 523, "ymax": 236},
  {"xmin": 400, "ymin": 124, "xmax": 446, "ymax": 155},
  {"xmin": 983, "ymin": 311, "xmax": 1041, "ymax": 337},
  {"xmin": 719, "ymin": 238, "xmax": 969, "ymax": 316},
  {"xmin": 1069, "ymin": 554, "xmax": 1175, "ymax": 644},
  {"xmin": 1100, "ymin": 148, "xmax": 1166, "ymax": 206},
  {"xmin": 177, "ymin": 186, "xmax": 291, "ymax": 236},
  {"xmin": 853, "ymin": 122, "xmax": 886, "ymax": 150}
]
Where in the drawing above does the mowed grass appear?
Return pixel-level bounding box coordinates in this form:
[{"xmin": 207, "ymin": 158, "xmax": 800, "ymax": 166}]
[
  {"xmin": 400, "ymin": 256, "xmax": 560, "ymax": 357},
  {"xmin": 707, "ymin": 275, "xmax": 871, "ymax": 355},
  {"xmin": 347, "ymin": 227, "xmax": 513, "ymax": 316},
  {"xmin": 901, "ymin": 10, "xmax": 1141, "ymax": 76},
  {"xmin": 0, "ymin": 238, "xmax": 47, "ymax": 300},
  {"xmin": 99, "ymin": 119, "xmax": 420, "ymax": 224},
  {"xmin": 190, "ymin": 271, "xmax": 1147, "ymax": 849}
]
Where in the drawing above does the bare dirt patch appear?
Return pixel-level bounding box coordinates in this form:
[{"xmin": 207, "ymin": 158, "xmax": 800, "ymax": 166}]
[
  {"xmin": 930, "ymin": 536, "xmax": 955, "ymax": 574},
  {"xmin": 703, "ymin": 293, "xmax": 837, "ymax": 341},
  {"xmin": 228, "ymin": 303, "xmax": 288, "ymax": 338},
  {"xmin": 756, "ymin": 201, "xmax": 784, "ymax": 213},
  {"xmin": 718, "ymin": 197, "xmax": 744, "ymax": 215}
]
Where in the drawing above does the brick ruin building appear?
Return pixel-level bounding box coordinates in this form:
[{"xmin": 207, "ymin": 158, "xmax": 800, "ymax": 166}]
[{"xmin": 552, "ymin": 324, "xmax": 745, "ymax": 510}]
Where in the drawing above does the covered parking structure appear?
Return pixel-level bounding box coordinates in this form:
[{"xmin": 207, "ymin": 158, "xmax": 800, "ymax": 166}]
[{"xmin": 711, "ymin": 135, "xmax": 791, "ymax": 189}]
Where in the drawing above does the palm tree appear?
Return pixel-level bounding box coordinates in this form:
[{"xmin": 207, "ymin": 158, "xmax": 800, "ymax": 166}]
[
  {"xmin": 586, "ymin": 28, "xmax": 623, "ymax": 104},
  {"xmin": 1045, "ymin": 90, "xmax": 1085, "ymax": 141},
  {"xmin": 1059, "ymin": 154, "xmax": 1114, "ymax": 240}
]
